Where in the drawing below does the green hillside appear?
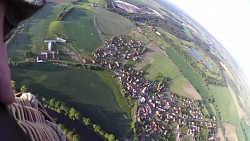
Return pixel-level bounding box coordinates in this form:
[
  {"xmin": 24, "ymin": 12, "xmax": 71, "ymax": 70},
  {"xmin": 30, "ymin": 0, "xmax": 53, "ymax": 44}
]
[
  {"xmin": 47, "ymin": 8, "xmax": 102, "ymax": 54},
  {"xmin": 7, "ymin": 3, "xmax": 67, "ymax": 60},
  {"xmin": 11, "ymin": 63, "xmax": 129, "ymax": 137}
]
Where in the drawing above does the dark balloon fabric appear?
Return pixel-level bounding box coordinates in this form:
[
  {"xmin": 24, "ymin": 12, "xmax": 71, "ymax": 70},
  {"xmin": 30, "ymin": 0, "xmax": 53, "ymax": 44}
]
[{"xmin": 3, "ymin": 0, "xmax": 46, "ymax": 41}]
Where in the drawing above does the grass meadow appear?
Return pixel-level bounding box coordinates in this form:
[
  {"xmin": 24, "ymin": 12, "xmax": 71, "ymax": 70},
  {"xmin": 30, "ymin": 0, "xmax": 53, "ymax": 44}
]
[
  {"xmin": 136, "ymin": 43, "xmax": 198, "ymax": 99},
  {"xmin": 7, "ymin": 3, "xmax": 67, "ymax": 60},
  {"xmin": 208, "ymin": 85, "xmax": 246, "ymax": 141},
  {"xmin": 11, "ymin": 63, "xmax": 130, "ymax": 137},
  {"xmin": 95, "ymin": 8, "xmax": 134, "ymax": 37},
  {"xmin": 47, "ymin": 8, "xmax": 102, "ymax": 54},
  {"xmin": 165, "ymin": 47, "xmax": 209, "ymax": 98},
  {"xmin": 8, "ymin": 3, "xmax": 103, "ymax": 60}
]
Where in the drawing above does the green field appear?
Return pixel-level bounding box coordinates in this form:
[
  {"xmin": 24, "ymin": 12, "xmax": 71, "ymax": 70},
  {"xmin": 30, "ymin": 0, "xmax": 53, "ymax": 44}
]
[
  {"xmin": 165, "ymin": 47, "xmax": 209, "ymax": 98},
  {"xmin": 135, "ymin": 44, "xmax": 199, "ymax": 99},
  {"xmin": 95, "ymin": 8, "xmax": 134, "ymax": 37},
  {"xmin": 136, "ymin": 48, "xmax": 179, "ymax": 79},
  {"xmin": 208, "ymin": 85, "xmax": 246, "ymax": 141},
  {"xmin": 11, "ymin": 64, "xmax": 130, "ymax": 137},
  {"xmin": 7, "ymin": 3, "xmax": 102, "ymax": 60},
  {"xmin": 48, "ymin": 8, "xmax": 102, "ymax": 54},
  {"xmin": 7, "ymin": 3, "xmax": 68, "ymax": 60}
]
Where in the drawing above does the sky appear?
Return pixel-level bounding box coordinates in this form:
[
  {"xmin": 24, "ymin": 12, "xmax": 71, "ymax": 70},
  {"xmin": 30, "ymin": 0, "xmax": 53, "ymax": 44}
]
[{"xmin": 166, "ymin": 0, "xmax": 250, "ymax": 81}]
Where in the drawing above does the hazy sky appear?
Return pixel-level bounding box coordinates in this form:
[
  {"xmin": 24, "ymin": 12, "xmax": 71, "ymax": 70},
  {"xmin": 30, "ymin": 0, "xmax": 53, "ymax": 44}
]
[{"xmin": 167, "ymin": 0, "xmax": 250, "ymax": 80}]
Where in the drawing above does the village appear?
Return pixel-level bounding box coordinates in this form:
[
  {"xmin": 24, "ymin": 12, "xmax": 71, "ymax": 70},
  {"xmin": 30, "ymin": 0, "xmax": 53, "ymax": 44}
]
[
  {"xmin": 36, "ymin": 35, "xmax": 218, "ymax": 140},
  {"xmin": 83, "ymin": 36, "xmax": 218, "ymax": 140}
]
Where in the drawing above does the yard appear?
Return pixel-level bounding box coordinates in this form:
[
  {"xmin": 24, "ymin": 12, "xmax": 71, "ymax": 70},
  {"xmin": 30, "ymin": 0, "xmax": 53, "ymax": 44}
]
[{"xmin": 11, "ymin": 63, "xmax": 130, "ymax": 138}]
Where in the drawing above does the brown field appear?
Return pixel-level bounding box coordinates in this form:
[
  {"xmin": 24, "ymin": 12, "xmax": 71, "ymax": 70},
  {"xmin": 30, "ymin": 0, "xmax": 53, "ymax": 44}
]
[
  {"xmin": 47, "ymin": 0, "xmax": 72, "ymax": 3},
  {"xmin": 137, "ymin": 43, "xmax": 202, "ymax": 100},
  {"xmin": 228, "ymin": 84, "xmax": 247, "ymax": 119},
  {"xmin": 217, "ymin": 128, "xmax": 226, "ymax": 141},
  {"xmin": 223, "ymin": 123, "xmax": 238, "ymax": 141},
  {"xmin": 182, "ymin": 86, "xmax": 202, "ymax": 100}
]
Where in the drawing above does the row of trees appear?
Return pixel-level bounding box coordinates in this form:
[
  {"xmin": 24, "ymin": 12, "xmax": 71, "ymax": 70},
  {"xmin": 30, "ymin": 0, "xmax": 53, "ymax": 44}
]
[
  {"xmin": 58, "ymin": 123, "xmax": 80, "ymax": 141},
  {"xmin": 9, "ymin": 58, "xmax": 35, "ymax": 68},
  {"xmin": 11, "ymin": 80, "xmax": 28, "ymax": 93},
  {"xmin": 41, "ymin": 97, "xmax": 117, "ymax": 141},
  {"xmin": 48, "ymin": 60, "xmax": 103, "ymax": 70},
  {"xmin": 57, "ymin": 6, "xmax": 74, "ymax": 21},
  {"xmin": 10, "ymin": 82, "xmax": 81, "ymax": 140}
]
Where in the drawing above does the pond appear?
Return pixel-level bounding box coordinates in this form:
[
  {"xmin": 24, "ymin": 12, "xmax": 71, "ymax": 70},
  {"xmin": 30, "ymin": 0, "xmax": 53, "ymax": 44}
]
[
  {"xmin": 188, "ymin": 49, "xmax": 203, "ymax": 61},
  {"xmin": 205, "ymin": 62, "xmax": 212, "ymax": 68}
]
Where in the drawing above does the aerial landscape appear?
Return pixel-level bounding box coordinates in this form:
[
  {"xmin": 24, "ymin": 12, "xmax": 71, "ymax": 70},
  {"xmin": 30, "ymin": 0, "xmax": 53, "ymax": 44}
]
[{"xmin": 7, "ymin": 0, "xmax": 250, "ymax": 140}]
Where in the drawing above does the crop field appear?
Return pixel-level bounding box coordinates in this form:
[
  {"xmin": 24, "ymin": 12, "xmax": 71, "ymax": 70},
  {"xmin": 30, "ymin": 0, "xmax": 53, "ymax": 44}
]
[
  {"xmin": 136, "ymin": 43, "xmax": 201, "ymax": 99},
  {"xmin": 95, "ymin": 8, "xmax": 134, "ymax": 37},
  {"xmin": 11, "ymin": 63, "xmax": 129, "ymax": 137},
  {"xmin": 208, "ymin": 85, "xmax": 246, "ymax": 141},
  {"xmin": 8, "ymin": 3, "xmax": 102, "ymax": 60},
  {"xmin": 47, "ymin": 8, "xmax": 102, "ymax": 54},
  {"xmin": 165, "ymin": 47, "xmax": 209, "ymax": 98},
  {"xmin": 208, "ymin": 86, "xmax": 238, "ymax": 122},
  {"xmin": 7, "ymin": 3, "xmax": 67, "ymax": 60},
  {"xmin": 157, "ymin": 28, "xmax": 194, "ymax": 48}
]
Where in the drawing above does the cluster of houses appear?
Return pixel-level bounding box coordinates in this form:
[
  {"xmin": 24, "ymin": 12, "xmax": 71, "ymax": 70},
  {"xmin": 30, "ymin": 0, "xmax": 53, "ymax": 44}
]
[
  {"xmin": 36, "ymin": 37, "xmax": 66, "ymax": 63},
  {"xmin": 83, "ymin": 36, "xmax": 146, "ymax": 71},
  {"xmin": 85, "ymin": 36, "xmax": 218, "ymax": 140}
]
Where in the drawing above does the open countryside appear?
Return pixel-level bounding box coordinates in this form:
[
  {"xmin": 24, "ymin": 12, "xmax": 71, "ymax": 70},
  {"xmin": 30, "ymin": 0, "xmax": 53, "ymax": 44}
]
[
  {"xmin": 136, "ymin": 43, "xmax": 201, "ymax": 99},
  {"xmin": 7, "ymin": 0, "xmax": 250, "ymax": 140}
]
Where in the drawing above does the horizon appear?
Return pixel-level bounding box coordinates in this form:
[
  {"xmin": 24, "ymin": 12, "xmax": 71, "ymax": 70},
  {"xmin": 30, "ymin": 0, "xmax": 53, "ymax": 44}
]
[{"xmin": 166, "ymin": 0, "xmax": 250, "ymax": 83}]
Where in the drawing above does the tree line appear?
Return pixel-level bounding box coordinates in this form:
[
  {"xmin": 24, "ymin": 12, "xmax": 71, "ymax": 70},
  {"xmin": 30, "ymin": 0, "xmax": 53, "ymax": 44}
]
[
  {"xmin": 57, "ymin": 6, "xmax": 74, "ymax": 21},
  {"xmin": 41, "ymin": 97, "xmax": 117, "ymax": 141},
  {"xmin": 58, "ymin": 123, "xmax": 81, "ymax": 141}
]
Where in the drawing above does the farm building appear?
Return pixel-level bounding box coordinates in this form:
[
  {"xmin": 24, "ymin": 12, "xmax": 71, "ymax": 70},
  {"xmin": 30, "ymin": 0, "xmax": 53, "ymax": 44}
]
[{"xmin": 48, "ymin": 42, "xmax": 53, "ymax": 51}]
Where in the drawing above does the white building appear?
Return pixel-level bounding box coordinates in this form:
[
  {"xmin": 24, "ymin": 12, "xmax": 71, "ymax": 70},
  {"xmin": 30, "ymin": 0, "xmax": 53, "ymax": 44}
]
[
  {"xmin": 48, "ymin": 42, "xmax": 53, "ymax": 51},
  {"xmin": 156, "ymin": 31, "xmax": 161, "ymax": 36},
  {"xmin": 56, "ymin": 37, "xmax": 66, "ymax": 43}
]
